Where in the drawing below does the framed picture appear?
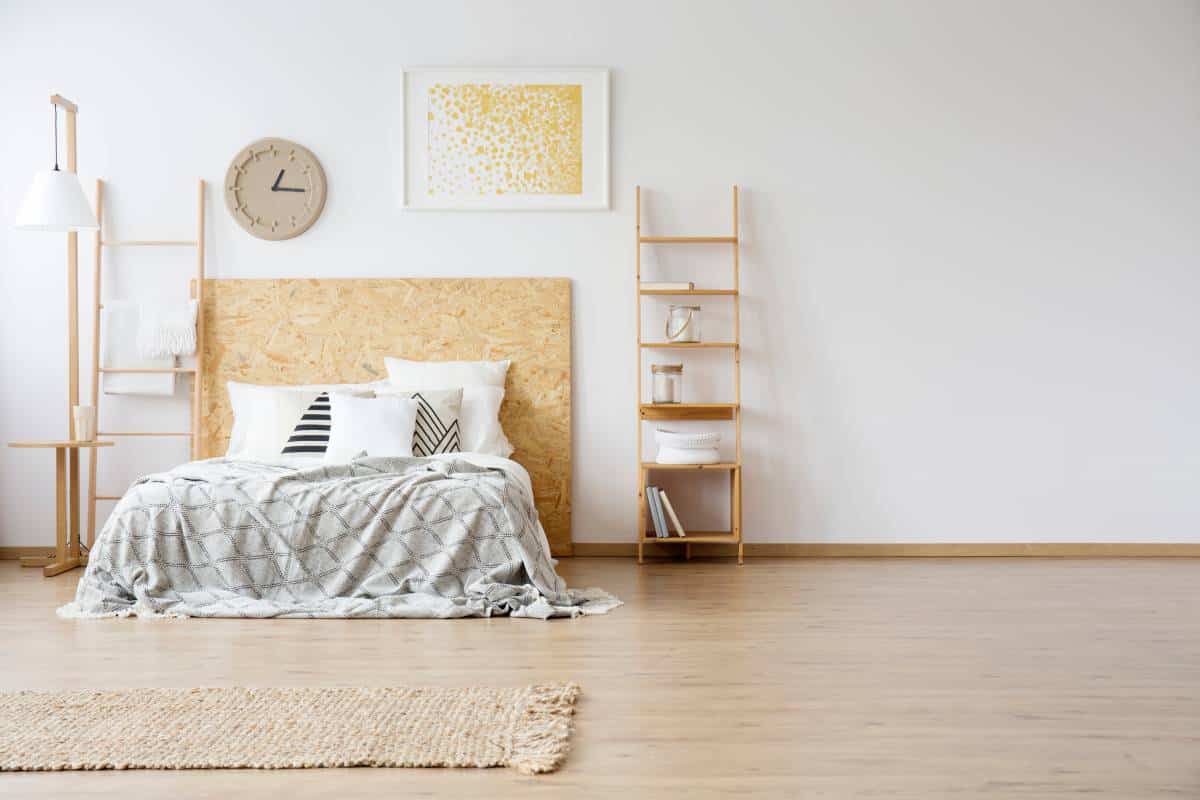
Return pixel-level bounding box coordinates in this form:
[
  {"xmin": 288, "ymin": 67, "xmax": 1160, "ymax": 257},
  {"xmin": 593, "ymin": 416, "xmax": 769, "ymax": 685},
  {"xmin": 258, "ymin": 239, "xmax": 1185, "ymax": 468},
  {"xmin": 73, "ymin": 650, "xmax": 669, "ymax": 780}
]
[{"xmin": 402, "ymin": 67, "xmax": 609, "ymax": 210}]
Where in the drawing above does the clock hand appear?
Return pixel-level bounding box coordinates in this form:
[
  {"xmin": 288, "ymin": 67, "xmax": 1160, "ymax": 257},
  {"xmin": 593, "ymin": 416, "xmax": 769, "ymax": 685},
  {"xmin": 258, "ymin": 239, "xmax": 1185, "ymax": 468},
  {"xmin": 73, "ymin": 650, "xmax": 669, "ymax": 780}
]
[
  {"xmin": 271, "ymin": 169, "xmax": 284, "ymax": 191},
  {"xmin": 276, "ymin": 186, "xmax": 306, "ymax": 193}
]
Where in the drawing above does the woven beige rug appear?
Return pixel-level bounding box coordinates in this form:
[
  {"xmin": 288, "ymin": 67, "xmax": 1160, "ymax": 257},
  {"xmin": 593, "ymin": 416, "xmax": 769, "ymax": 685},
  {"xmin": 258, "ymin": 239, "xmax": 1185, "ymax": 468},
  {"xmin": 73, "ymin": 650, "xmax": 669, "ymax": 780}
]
[{"xmin": 0, "ymin": 683, "xmax": 579, "ymax": 775}]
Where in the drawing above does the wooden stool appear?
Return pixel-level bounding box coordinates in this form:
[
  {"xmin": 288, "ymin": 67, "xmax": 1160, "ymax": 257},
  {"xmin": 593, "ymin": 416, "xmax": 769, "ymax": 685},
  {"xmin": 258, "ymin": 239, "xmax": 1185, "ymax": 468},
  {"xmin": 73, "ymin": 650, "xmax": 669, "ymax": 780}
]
[{"xmin": 8, "ymin": 441, "xmax": 113, "ymax": 577}]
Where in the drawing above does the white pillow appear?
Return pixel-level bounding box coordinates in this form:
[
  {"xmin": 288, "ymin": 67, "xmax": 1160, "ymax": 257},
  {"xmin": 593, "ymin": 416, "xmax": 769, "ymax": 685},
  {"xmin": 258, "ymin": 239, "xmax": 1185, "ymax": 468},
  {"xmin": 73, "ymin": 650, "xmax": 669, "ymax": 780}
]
[
  {"xmin": 458, "ymin": 386, "xmax": 514, "ymax": 457},
  {"xmin": 382, "ymin": 358, "xmax": 514, "ymax": 457},
  {"xmin": 226, "ymin": 381, "xmax": 377, "ymax": 458},
  {"xmin": 383, "ymin": 356, "xmax": 509, "ymax": 389},
  {"xmin": 324, "ymin": 393, "xmax": 419, "ymax": 463}
]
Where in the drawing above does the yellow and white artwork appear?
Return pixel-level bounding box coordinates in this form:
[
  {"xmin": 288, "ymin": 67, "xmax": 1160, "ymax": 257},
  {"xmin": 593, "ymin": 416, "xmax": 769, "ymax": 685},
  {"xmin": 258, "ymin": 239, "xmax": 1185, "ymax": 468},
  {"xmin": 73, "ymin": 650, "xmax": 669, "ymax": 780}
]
[
  {"xmin": 404, "ymin": 68, "xmax": 609, "ymax": 210},
  {"xmin": 428, "ymin": 84, "xmax": 583, "ymax": 197}
]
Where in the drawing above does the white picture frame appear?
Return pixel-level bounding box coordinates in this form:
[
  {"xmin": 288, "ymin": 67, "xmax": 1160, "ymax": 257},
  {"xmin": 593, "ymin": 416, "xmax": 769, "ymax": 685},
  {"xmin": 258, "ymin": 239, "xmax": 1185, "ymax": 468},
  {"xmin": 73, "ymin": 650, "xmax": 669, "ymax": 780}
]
[{"xmin": 402, "ymin": 67, "xmax": 610, "ymax": 211}]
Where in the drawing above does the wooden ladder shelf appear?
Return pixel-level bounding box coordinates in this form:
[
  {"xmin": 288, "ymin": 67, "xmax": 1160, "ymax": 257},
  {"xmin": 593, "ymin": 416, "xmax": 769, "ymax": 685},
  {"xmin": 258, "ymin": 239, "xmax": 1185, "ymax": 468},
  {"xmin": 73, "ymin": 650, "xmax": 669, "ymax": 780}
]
[
  {"xmin": 635, "ymin": 185, "xmax": 743, "ymax": 564},
  {"xmin": 85, "ymin": 179, "xmax": 206, "ymax": 549}
]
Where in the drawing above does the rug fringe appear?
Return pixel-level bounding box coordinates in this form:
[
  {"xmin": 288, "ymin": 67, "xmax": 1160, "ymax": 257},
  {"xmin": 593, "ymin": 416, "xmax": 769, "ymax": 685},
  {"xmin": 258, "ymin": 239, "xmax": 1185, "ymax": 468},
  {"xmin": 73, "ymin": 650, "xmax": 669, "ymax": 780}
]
[{"xmin": 508, "ymin": 682, "xmax": 581, "ymax": 775}]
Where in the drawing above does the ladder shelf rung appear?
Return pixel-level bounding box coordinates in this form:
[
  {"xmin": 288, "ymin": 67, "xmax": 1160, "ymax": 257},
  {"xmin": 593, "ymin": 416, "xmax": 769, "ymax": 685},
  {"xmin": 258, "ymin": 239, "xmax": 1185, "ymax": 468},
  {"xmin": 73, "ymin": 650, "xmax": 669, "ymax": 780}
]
[
  {"xmin": 638, "ymin": 342, "xmax": 738, "ymax": 349},
  {"xmin": 639, "ymin": 236, "xmax": 737, "ymax": 244},
  {"xmin": 94, "ymin": 495, "xmax": 123, "ymax": 501},
  {"xmin": 642, "ymin": 531, "xmax": 738, "ymax": 544},
  {"xmin": 101, "ymin": 240, "xmax": 197, "ymax": 247},
  {"xmin": 97, "ymin": 367, "xmax": 196, "ymax": 374},
  {"xmin": 640, "ymin": 288, "xmax": 738, "ymax": 296},
  {"xmin": 99, "ymin": 431, "xmax": 194, "ymax": 437},
  {"xmin": 641, "ymin": 462, "xmax": 740, "ymax": 471},
  {"xmin": 640, "ymin": 403, "xmax": 738, "ymax": 421}
]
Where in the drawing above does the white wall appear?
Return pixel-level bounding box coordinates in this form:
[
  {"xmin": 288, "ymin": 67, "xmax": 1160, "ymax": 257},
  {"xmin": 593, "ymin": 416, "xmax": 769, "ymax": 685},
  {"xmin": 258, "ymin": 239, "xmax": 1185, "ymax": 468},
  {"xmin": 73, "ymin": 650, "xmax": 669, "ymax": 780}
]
[{"xmin": 1, "ymin": 0, "xmax": 1198, "ymax": 547}]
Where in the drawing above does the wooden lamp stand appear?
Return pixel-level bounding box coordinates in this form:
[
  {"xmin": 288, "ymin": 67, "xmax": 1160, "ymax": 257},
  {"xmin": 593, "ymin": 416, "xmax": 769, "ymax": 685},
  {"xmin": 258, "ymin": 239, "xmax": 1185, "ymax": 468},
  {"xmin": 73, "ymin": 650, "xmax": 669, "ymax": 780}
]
[{"xmin": 9, "ymin": 94, "xmax": 113, "ymax": 577}]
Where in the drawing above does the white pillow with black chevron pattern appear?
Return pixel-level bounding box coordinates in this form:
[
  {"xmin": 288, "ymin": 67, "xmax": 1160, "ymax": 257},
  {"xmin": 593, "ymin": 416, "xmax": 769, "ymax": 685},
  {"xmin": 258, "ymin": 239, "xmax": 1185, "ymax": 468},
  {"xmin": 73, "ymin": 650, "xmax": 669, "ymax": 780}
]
[{"xmin": 377, "ymin": 387, "xmax": 463, "ymax": 457}]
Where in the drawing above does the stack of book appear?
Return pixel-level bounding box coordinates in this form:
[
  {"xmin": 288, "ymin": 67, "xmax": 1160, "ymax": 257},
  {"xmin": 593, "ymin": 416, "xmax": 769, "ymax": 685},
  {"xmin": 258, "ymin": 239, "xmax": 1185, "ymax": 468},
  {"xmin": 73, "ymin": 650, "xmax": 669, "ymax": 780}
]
[{"xmin": 645, "ymin": 485, "xmax": 686, "ymax": 538}]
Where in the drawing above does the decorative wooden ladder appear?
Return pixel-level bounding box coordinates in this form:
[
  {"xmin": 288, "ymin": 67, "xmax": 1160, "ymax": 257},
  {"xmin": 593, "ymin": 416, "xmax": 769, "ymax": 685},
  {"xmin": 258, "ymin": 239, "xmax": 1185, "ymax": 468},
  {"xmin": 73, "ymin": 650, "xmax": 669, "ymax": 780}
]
[
  {"xmin": 635, "ymin": 185, "xmax": 743, "ymax": 564},
  {"xmin": 85, "ymin": 179, "xmax": 206, "ymax": 549}
]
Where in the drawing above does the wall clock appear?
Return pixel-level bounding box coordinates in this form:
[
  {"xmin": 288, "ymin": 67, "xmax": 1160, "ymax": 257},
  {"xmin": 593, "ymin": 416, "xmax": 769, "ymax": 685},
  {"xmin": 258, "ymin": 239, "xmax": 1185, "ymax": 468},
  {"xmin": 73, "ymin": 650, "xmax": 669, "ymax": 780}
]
[{"xmin": 224, "ymin": 138, "xmax": 327, "ymax": 240}]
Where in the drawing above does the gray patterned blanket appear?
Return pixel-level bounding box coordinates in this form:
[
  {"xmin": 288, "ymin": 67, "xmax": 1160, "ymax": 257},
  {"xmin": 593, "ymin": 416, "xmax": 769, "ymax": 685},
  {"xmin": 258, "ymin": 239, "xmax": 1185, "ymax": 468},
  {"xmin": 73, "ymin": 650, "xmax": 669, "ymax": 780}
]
[{"xmin": 59, "ymin": 457, "xmax": 619, "ymax": 620}]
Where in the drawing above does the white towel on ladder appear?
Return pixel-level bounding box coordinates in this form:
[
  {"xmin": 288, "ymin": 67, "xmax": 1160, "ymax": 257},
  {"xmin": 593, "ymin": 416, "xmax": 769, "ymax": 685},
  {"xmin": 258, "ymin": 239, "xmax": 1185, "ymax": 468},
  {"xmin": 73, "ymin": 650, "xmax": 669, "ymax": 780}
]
[
  {"xmin": 102, "ymin": 300, "xmax": 176, "ymax": 396},
  {"xmin": 137, "ymin": 299, "xmax": 198, "ymax": 359}
]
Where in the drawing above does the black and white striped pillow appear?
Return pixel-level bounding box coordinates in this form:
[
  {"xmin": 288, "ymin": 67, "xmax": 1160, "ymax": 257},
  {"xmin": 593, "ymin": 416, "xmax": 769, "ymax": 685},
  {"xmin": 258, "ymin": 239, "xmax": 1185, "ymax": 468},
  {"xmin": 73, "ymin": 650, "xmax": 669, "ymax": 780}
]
[{"xmin": 281, "ymin": 392, "xmax": 332, "ymax": 455}]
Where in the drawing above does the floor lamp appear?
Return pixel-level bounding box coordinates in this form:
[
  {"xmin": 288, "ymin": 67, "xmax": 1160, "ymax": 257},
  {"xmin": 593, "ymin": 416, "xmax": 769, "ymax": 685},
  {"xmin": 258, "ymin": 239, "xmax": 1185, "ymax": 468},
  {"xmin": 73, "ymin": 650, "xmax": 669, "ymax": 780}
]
[{"xmin": 11, "ymin": 94, "xmax": 111, "ymax": 577}]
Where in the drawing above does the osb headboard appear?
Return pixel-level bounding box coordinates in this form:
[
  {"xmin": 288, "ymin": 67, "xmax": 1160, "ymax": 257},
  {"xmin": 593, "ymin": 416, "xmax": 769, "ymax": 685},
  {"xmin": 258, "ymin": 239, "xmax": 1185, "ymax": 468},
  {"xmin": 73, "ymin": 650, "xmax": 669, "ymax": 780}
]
[{"xmin": 199, "ymin": 278, "xmax": 572, "ymax": 556}]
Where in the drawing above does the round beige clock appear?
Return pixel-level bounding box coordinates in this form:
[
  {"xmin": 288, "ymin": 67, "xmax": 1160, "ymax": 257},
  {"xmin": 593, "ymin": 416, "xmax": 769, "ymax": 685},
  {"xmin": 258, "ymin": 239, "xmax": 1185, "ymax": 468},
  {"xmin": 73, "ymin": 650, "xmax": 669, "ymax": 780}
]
[{"xmin": 224, "ymin": 138, "xmax": 327, "ymax": 240}]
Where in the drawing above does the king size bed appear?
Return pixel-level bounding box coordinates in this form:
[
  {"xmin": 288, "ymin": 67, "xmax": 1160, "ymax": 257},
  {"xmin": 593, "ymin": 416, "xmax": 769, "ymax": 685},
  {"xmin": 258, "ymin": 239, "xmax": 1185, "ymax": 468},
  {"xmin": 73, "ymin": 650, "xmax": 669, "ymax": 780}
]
[{"xmin": 60, "ymin": 278, "xmax": 617, "ymax": 620}]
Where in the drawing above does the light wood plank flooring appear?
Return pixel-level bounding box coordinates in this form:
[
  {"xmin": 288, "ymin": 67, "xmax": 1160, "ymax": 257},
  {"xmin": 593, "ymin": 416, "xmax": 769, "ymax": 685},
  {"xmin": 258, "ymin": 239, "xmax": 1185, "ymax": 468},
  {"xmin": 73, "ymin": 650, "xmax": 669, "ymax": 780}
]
[{"xmin": 1, "ymin": 557, "xmax": 1197, "ymax": 798}]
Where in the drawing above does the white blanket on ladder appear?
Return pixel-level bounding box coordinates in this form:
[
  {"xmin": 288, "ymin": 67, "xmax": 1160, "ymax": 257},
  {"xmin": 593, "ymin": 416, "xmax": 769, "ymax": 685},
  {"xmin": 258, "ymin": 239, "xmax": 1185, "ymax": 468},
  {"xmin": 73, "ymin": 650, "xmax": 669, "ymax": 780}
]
[{"xmin": 102, "ymin": 300, "xmax": 175, "ymax": 395}]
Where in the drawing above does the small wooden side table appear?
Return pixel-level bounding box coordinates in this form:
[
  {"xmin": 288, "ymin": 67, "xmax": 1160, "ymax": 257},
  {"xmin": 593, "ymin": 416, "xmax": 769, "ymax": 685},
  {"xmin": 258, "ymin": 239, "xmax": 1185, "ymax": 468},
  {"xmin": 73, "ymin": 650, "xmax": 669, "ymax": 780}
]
[{"xmin": 8, "ymin": 441, "xmax": 113, "ymax": 577}]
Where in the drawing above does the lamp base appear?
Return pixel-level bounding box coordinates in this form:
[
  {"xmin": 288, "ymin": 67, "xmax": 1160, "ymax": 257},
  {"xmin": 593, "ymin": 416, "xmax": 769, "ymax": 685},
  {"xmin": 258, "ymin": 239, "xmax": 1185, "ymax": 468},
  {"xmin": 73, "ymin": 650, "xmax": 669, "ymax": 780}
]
[{"xmin": 42, "ymin": 555, "xmax": 87, "ymax": 578}]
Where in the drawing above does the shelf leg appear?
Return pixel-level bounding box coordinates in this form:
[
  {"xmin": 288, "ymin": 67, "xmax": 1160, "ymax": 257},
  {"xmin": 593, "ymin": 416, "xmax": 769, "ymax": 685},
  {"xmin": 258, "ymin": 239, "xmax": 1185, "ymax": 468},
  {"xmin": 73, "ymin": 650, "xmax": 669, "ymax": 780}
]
[
  {"xmin": 636, "ymin": 465, "xmax": 647, "ymax": 566},
  {"xmin": 43, "ymin": 448, "xmax": 83, "ymax": 577},
  {"xmin": 733, "ymin": 467, "xmax": 744, "ymax": 566}
]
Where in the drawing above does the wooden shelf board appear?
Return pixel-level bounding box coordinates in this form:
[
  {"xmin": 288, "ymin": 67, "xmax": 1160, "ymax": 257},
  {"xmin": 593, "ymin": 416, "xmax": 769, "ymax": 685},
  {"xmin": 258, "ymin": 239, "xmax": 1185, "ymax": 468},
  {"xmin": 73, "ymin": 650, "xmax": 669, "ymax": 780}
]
[
  {"xmin": 640, "ymin": 403, "xmax": 737, "ymax": 421},
  {"xmin": 639, "ymin": 236, "xmax": 737, "ymax": 244},
  {"xmin": 639, "ymin": 289, "xmax": 738, "ymax": 296},
  {"xmin": 97, "ymin": 367, "xmax": 196, "ymax": 374},
  {"xmin": 99, "ymin": 431, "xmax": 193, "ymax": 437},
  {"xmin": 641, "ymin": 462, "xmax": 740, "ymax": 471},
  {"xmin": 639, "ymin": 342, "xmax": 738, "ymax": 349},
  {"xmin": 641, "ymin": 531, "xmax": 738, "ymax": 544},
  {"xmin": 9, "ymin": 441, "xmax": 114, "ymax": 449},
  {"xmin": 101, "ymin": 240, "xmax": 197, "ymax": 247}
]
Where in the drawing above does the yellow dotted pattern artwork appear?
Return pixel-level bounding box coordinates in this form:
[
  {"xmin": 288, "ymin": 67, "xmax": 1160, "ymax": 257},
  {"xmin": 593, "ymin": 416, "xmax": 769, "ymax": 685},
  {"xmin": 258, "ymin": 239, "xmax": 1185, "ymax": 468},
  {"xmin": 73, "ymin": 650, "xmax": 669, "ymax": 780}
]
[{"xmin": 427, "ymin": 83, "xmax": 583, "ymax": 196}]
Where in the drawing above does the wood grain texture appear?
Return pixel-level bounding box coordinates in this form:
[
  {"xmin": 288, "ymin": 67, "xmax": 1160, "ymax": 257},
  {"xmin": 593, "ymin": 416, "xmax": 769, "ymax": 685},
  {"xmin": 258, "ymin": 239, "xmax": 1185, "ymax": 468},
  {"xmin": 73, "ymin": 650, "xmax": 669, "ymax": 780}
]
[
  {"xmin": 199, "ymin": 278, "xmax": 572, "ymax": 555},
  {"xmin": 3, "ymin": 557, "xmax": 1200, "ymax": 797}
]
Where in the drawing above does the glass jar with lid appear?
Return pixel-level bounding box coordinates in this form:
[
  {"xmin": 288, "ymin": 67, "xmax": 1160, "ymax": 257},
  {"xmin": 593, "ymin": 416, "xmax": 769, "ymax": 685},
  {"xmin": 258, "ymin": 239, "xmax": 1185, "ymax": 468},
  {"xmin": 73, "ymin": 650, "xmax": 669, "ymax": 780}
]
[{"xmin": 651, "ymin": 363, "xmax": 683, "ymax": 404}]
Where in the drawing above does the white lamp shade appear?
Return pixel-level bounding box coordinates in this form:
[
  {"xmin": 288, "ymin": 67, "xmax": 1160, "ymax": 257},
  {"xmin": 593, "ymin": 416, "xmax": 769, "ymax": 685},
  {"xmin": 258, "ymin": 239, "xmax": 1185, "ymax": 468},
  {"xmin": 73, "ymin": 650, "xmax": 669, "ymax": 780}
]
[{"xmin": 15, "ymin": 169, "xmax": 98, "ymax": 231}]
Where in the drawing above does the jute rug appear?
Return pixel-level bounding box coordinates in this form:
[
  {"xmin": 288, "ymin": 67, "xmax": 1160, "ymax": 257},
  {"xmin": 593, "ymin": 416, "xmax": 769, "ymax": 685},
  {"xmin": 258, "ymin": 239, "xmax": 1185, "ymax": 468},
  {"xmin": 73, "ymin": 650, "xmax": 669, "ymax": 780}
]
[{"xmin": 0, "ymin": 683, "xmax": 579, "ymax": 775}]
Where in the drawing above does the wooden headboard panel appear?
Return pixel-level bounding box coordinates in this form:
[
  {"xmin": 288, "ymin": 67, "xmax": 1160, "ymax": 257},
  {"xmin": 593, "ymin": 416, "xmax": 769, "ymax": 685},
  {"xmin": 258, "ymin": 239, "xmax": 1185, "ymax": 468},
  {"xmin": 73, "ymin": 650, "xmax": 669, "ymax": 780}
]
[{"xmin": 199, "ymin": 278, "xmax": 572, "ymax": 556}]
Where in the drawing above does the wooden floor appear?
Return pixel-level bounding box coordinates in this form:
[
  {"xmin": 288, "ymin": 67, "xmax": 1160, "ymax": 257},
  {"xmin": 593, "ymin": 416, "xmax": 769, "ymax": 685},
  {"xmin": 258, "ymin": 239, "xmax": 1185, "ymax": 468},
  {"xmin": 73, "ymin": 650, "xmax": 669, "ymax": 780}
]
[{"xmin": 1, "ymin": 557, "xmax": 1198, "ymax": 798}]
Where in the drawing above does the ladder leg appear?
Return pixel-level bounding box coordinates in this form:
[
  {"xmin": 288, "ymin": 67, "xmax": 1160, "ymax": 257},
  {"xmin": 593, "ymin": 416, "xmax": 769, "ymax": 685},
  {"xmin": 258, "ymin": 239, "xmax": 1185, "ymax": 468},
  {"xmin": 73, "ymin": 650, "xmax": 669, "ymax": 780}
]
[{"xmin": 87, "ymin": 179, "xmax": 103, "ymax": 548}]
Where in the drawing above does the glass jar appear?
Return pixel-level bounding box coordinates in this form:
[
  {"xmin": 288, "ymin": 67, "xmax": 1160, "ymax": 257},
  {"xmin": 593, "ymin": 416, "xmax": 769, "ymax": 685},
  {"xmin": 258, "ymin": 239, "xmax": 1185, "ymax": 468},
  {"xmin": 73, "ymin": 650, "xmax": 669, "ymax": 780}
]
[
  {"xmin": 651, "ymin": 363, "xmax": 683, "ymax": 404},
  {"xmin": 665, "ymin": 305, "xmax": 701, "ymax": 342}
]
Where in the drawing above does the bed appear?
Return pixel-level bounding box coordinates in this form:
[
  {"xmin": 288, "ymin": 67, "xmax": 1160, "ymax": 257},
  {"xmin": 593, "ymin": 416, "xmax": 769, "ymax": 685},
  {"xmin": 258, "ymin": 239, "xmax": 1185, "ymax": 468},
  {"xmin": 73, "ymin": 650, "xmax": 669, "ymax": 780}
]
[{"xmin": 60, "ymin": 278, "xmax": 617, "ymax": 619}]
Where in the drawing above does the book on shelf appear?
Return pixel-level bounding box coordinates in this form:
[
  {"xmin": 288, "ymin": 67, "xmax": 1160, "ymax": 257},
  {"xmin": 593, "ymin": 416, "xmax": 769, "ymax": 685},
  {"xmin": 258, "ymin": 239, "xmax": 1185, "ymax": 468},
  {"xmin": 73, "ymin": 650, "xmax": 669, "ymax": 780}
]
[
  {"xmin": 647, "ymin": 485, "xmax": 667, "ymax": 538},
  {"xmin": 659, "ymin": 490, "xmax": 687, "ymax": 538},
  {"xmin": 640, "ymin": 281, "xmax": 694, "ymax": 291},
  {"xmin": 653, "ymin": 488, "xmax": 670, "ymax": 538}
]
